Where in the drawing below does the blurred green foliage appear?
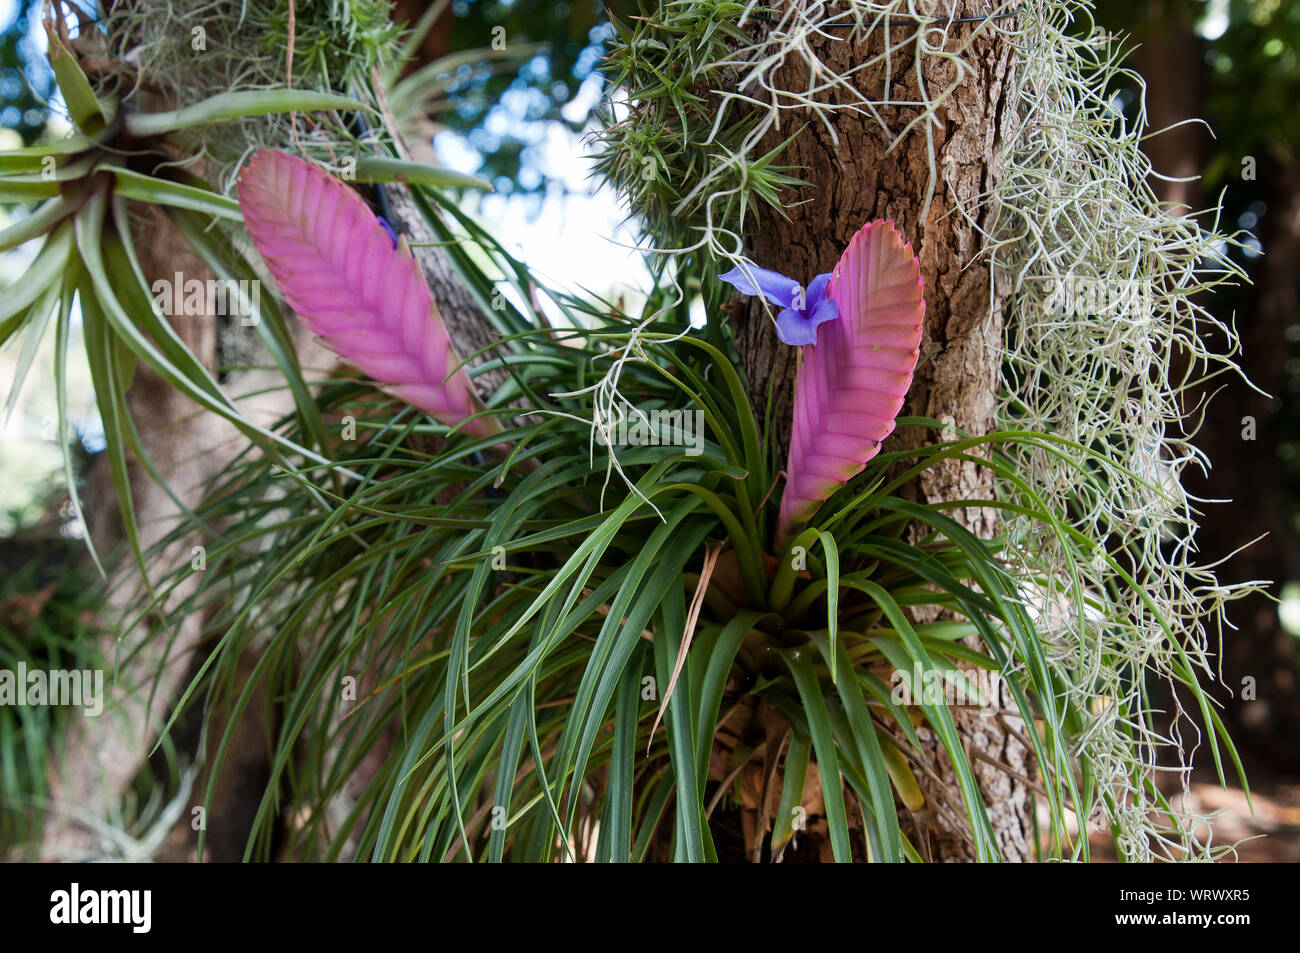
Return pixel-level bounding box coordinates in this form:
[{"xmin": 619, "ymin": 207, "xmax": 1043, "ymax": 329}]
[
  {"xmin": 0, "ymin": 530, "xmax": 103, "ymax": 857},
  {"xmin": 0, "ymin": 0, "xmax": 57, "ymax": 144},
  {"xmin": 399, "ymin": 0, "xmax": 613, "ymax": 191}
]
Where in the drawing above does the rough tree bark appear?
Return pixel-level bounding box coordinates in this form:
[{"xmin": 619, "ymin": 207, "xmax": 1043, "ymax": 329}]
[
  {"xmin": 378, "ymin": 181, "xmax": 510, "ymax": 397},
  {"xmin": 731, "ymin": 4, "xmax": 1031, "ymax": 861}
]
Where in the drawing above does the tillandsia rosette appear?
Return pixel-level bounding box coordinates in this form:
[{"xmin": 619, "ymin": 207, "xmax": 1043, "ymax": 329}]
[
  {"xmin": 237, "ymin": 157, "xmax": 923, "ymax": 553},
  {"xmin": 238, "ymin": 157, "xmax": 923, "ymax": 557}
]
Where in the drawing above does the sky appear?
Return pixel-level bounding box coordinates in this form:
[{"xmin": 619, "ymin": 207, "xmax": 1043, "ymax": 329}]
[{"xmin": 433, "ymin": 64, "xmax": 654, "ymax": 317}]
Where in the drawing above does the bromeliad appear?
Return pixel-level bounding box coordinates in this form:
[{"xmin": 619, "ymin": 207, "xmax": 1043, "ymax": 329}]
[
  {"xmin": 237, "ymin": 149, "xmax": 499, "ymax": 439},
  {"xmin": 725, "ymin": 221, "xmax": 925, "ymax": 549}
]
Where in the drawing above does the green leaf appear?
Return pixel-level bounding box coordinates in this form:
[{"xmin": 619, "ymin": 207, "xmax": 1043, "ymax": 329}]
[
  {"xmin": 770, "ymin": 729, "xmax": 811, "ymax": 856},
  {"xmin": 106, "ymin": 167, "xmax": 243, "ymax": 221},
  {"xmin": 694, "ymin": 608, "xmax": 770, "ymax": 787},
  {"xmin": 47, "ymin": 27, "xmax": 106, "ymax": 134},
  {"xmin": 0, "ymin": 180, "xmax": 58, "ymax": 202},
  {"xmin": 0, "ymin": 222, "xmax": 73, "ymax": 344},
  {"xmin": 167, "ymin": 207, "xmax": 328, "ymax": 453},
  {"xmin": 72, "ymin": 191, "xmax": 337, "ymax": 476},
  {"xmin": 654, "ymin": 580, "xmax": 709, "ymax": 863},
  {"xmin": 51, "ymin": 260, "xmax": 104, "ymax": 579},
  {"xmin": 781, "ymin": 647, "xmax": 854, "ymax": 862},
  {"xmin": 3, "ymin": 273, "xmax": 61, "ymax": 424},
  {"xmin": 353, "ymin": 155, "xmax": 492, "ymax": 192},
  {"xmin": 559, "ymin": 504, "xmax": 710, "ymax": 834},
  {"xmin": 0, "ymin": 136, "xmax": 93, "ymax": 174},
  {"xmin": 0, "ymin": 152, "xmax": 97, "ymax": 186},
  {"xmin": 848, "ymin": 579, "xmax": 1000, "ymax": 861},
  {"xmin": 807, "ymin": 630, "xmax": 904, "ymax": 862},
  {"xmin": 878, "ymin": 733, "xmax": 924, "ymax": 811},
  {"xmin": 125, "ymin": 90, "xmax": 369, "ymax": 138},
  {"xmin": 0, "ymin": 195, "xmax": 77, "ymax": 253},
  {"xmin": 78, "ymin": 270, "xmax": 153, "ymax": 591},
  {"xmin": 816, "ymin": 529, "xmax": 841, "ymax": 681},
  {"xmin": 598, "ymin": 642, "xmax": 646, "ymax": 862},
  {"xmin": 769, "ymin": 525, "xmax": 817, "ymax": 612}
]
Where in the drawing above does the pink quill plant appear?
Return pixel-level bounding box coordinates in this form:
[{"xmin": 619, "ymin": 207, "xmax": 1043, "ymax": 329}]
[
  {"xmin": 237, "ymin": 149, "xmax": 499, "ymax": 439},
  {"xmin": 746, "ymin": 220, "xmax": 925, "ymax": 549}
]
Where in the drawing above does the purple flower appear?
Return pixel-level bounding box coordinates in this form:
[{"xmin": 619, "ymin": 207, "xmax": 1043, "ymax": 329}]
[{"xmin": 719, "ymin": 263, "xmax": 839, "ymax": 346}]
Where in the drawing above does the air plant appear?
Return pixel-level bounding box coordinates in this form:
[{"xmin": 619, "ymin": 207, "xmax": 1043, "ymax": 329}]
[
  {"xmin": 0, "ymin": 10, "xmax": 489, "ymax": 575},
  {"xmin": 237, "ymin": 150, "xmax": 498, "ymax": 439},
  {"xmin": 590, "ymin": 0, "xmax": 1257, "ymax": 860},
  {"xmin": 140, "ymin": 193, "xmax": 1163, "ymax": 862},
  {"xmin": 762, "ymin": 220, "xmax": 924, "ymax": 548}
]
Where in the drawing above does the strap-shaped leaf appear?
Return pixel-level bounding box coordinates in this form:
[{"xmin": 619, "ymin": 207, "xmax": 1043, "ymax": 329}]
[
  {"xmin": 237, "ymin": 149, "xmax": 498, "ymax": 438},
  {"xmin": 777, "ymin": 219, "xmax": 924, "ymax": 547}
]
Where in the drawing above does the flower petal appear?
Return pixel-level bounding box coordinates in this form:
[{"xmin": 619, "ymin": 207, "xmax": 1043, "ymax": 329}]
[
  {"xmin": 719, "ymin": 263, "xmax": 802, "ymax": 310},
  {"xmin": 807, "ymin": 296, "xmax": 838, "ymax": 328},
  {"xmin": 775, "ymin": 307, "xmax": 817, "ymax": 346},
  {"xmin": 806, "ymin": 272, "xmax": 832, "ymax": 308},
  {"xmin": 773, "ymin": 276, "xmax": 839, "ymax": 346}
]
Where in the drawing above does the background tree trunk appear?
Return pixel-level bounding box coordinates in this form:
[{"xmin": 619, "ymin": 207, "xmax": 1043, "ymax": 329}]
[
  {"xmin": 42, "ymin": 204, "xmax": 300, "ymax": 859},
  {"xmin": 1133, "ymin": 0, "xmax": 1203, "ymax": 214},
  {"xmin": 1123, "ymin": 0, "xmax": 1300, "ymax": 775},
  {"xmin": 732, "ymin": 4, "xmax": 1030, "ymax": 861},
  {"xmin": 1193, "ymin": 159, "xmax": 1300, "ymax": 770}
]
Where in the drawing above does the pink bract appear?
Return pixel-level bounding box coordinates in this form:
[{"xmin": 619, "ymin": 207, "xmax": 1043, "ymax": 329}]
[
  {"xmin": 776, "ymin": 219, "xmax": 925, "ymax": 548},
  {"xmin": 237, "ymin": 149, "xmax": 498, "ymax": 439}
]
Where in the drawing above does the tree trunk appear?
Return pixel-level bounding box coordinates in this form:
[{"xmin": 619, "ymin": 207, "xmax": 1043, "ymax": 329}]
[
  {"xmin": 732, "ymin": 4, "xmax": 1030, "ymax": 861},
  {"xmin": 1133, "ymin": 0, "xmax": 1203, "ymax": 213},
  {"xmin": 378, "ymin": 180, "xmax": 510, "ymax": 397}
]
